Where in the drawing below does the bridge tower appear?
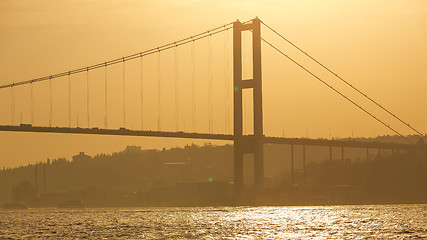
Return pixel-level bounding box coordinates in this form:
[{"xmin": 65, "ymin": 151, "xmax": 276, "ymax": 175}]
[{"xmin": 233, "ymin": 18, "xmax": 264, "ymax": 194}]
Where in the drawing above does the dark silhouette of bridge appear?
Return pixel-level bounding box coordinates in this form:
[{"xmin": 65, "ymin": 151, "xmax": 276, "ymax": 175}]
[{"xmin": 0, "ymin": 18, "xmax": 425, "ymax": 194}]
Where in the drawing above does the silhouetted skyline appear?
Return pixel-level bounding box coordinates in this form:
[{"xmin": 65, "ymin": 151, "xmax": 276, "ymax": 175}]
[{"xmin": 1, "ymin": 1, "xmax": 426, "ymax": 169}]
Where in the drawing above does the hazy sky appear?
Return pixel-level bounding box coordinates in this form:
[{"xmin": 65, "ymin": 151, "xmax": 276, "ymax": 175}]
[{"xmin": 1, "ymin": 0, "xmax": 427, "ymax": 168}]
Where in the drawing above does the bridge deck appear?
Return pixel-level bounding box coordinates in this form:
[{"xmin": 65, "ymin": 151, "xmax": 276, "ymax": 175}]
[{"xmin": 0, "ymin": 125, "xmax": 420, "ymax": 150}]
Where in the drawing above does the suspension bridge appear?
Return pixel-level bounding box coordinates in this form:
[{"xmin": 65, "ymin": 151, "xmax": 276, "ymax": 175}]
[{"xmin": 0, "ymin": 18, "xmax": 425, "ymax": 193}]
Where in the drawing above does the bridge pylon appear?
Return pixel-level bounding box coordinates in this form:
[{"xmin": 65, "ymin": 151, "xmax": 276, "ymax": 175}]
[{"xmin": 233, "ymin": 18, "xmax": 264, "ymax": 195}]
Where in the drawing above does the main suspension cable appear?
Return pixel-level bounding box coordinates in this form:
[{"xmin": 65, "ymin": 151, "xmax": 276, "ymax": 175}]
[
  {"xmin": 0, "ymin": 23, "xmax": 233, "ymax": 90},
  {"xmin": 261, "ymin": 37, "xmax": 410, "ymax": 142},
  {"xmin": 261, "ymin": 21, "xmax": 423, "ymax": 138}
]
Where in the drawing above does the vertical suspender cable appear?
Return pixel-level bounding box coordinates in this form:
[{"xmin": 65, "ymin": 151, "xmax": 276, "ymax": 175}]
[
  {"xmin": 157, "ymin": 50, "xmax": 161, "ymax": 131},
  {"xmin": 122, "ymin": 58, "xmax": 126, "ymax": 128},
  {"xmin": 30, "ymin": 81, "xmax": 34, "ymax": 125},
  {"xmin": 191, "ymin": 40, "xmax": 196, "ymax": 132},
  {"xmin": 224, "ymin": 28, "xmax": 229, "ymax": 133},
  {"xmin": 49, "ymin": 76, "xmax": 53, "ymax": 127},
  {"xmin": 242, "ymin": 34, "xmax": 247, "ymax": 135},
  {"xmin": 11, "ymin": 85, "xmax": 15, "ymax": 125},
  {"xmin": 86, "ymin": 68, "xmax": 89, "ymax": 128},
  {"xmin": 208, "ymin": 34, "xmax": 212, "ymax": 133},
  {"xmin": 226, "ymin": 28, "xmax": 231, "ymax": 133},
  {"xmin": 143, "ymin": 56, "xmax": 144, "ymax": 130},
  {"xmin": 175, "ymin": 46, "xmax": 179, "ymax": 131},
  {"xmin": 104, "ymin": 63, "xmax": 108, "ymax": 129},
  {"xmin": 68, "ymin": 72, "xmax": 71, "ymax": 128}
]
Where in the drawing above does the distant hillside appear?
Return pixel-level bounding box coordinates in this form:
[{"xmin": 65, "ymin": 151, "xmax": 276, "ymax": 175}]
[{"xmin": 0, "ymin": 135, "xmax": 425, "ymax": 206}]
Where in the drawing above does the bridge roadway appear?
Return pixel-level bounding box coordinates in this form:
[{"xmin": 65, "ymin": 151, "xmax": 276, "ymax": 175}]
[{"xmin": 0, "ymin": 125, "xmax": 420, "ymax": 150}]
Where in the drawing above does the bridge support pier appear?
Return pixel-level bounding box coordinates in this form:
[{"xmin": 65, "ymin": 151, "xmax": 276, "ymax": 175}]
[{"xmin": 233, "ymin": 18, "xmax": 264, "ymax": 195}]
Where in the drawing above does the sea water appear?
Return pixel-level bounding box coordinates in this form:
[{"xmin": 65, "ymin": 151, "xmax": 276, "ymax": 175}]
[{"xmin": 0, "ymin": 204, "xmax": 426, "ymax": 239}]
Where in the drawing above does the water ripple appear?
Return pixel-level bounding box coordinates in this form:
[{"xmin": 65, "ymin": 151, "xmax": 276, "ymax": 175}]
[{"xmin": 0, "ymin": 204, "xmax": 425, "ymax": 239}]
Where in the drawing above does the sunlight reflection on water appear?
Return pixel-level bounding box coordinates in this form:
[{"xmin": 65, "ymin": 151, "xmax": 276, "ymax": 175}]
[{"xmin": 0, "ymin": 204, "xmax": 426, "ymax": 239}]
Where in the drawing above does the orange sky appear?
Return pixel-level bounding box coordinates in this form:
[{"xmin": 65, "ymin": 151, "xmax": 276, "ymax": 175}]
[{"xmin": 1, "ymin": 0, "xmax": 427, "ymax": 168}]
